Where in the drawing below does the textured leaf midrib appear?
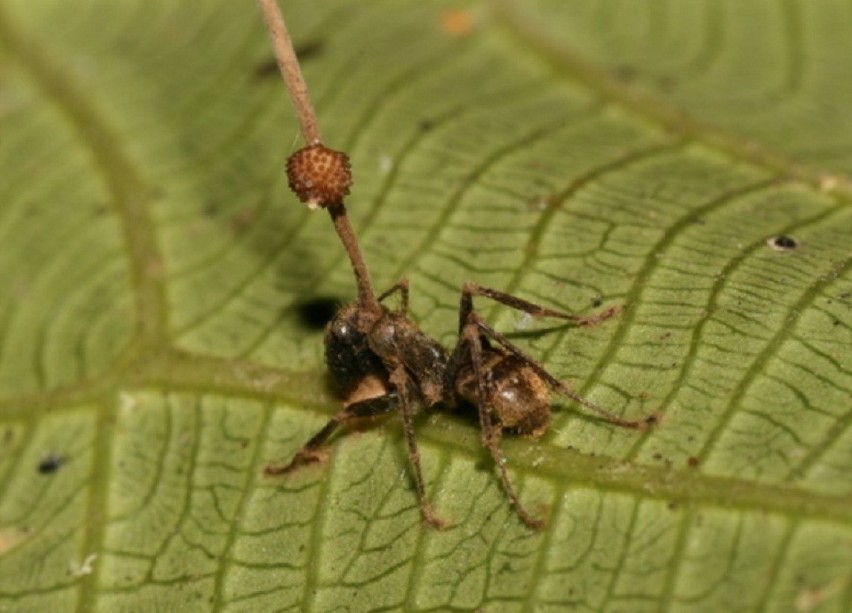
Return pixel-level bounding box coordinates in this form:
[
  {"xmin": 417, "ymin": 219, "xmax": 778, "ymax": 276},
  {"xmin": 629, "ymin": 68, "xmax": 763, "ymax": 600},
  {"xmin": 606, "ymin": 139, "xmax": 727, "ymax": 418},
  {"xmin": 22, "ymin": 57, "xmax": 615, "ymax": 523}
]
[{"xmin": 423, "ymin": 422, "xmax": 852, "ymax": 525}]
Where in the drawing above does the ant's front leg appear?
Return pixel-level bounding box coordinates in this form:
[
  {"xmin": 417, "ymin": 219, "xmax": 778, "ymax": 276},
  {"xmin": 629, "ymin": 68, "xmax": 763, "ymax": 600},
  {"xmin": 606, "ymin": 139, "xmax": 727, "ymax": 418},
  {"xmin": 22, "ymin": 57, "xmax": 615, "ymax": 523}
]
[{"xmin": 264, "ymin": 393, "xmax": 399, "ymax": 476}]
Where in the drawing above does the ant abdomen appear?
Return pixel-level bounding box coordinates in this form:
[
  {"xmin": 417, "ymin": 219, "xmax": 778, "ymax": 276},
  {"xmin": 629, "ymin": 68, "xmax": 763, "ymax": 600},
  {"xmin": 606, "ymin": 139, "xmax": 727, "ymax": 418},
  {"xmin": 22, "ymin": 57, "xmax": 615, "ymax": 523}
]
[{"xmin": 456, "ymin": 351, "xmax": 552, "ymax": 438}]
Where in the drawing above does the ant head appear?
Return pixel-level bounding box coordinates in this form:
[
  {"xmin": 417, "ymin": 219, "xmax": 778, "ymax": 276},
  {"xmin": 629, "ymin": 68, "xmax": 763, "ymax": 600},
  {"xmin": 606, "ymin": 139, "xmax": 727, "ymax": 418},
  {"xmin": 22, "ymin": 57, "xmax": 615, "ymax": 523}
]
[{"xmin": 325, "ymin": 301, "xmax": 387, "ymax": 396}]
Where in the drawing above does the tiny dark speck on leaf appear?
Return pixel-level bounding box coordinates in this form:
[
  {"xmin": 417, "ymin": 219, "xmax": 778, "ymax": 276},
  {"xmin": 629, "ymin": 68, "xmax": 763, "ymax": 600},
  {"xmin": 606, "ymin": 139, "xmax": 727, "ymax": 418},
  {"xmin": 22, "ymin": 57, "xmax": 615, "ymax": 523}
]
[
  {"xmin": 203, "ymin": 202, "xmax": 220, "ymax": 218},
  {"xmin": 254, "ymin": 42, "xmax": 323, "ymax": 79},
  {"xmin": 687, "ymin": 456, "xmax": 700, "ymax": 468},
  {"xmin": 38, "ymin": 454, "xmax": 65, "ymax": 474},
  {"xmin": 767, "ymin": 235, "xmax": 799, "ymax": 251},
  {"xmin": 252, "ymin": 57, "xmax": 279, "ymax": 80},
  {"xmin": 230, "ymin": 208, "xmax": 259, "ymax": 234},
  {"xmin": 295, "ymin": 297, "xmax": 340, "ymax": 330},
  {"xmin": 656, "ymin": 75, "xmax": 677, "ymax": 91},
  {"xmin": 613, "ymin": 64, "xmax": 637, "ymax": 82},
  {"xmin": 294, "ymin": 40, "xmax": 325, "ymax": 61}
]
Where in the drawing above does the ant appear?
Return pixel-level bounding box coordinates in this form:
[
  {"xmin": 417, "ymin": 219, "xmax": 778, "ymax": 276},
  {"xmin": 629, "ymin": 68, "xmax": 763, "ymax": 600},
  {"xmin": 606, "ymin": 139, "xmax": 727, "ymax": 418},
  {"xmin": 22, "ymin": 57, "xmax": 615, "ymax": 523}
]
[{"xmin": 258, "ymin": 0, "xmax": 656, "ymax": 529}]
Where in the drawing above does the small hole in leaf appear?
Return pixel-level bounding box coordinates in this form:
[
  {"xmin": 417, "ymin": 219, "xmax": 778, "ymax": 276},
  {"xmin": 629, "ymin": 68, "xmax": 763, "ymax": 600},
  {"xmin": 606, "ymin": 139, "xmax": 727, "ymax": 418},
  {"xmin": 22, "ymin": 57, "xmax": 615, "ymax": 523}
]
[
  {"xmin": 38, "ymin": 454, "xmax": 65, "ymax": 475},
  {"xmin": 767, "ymin": 235, "xmax": 799, "ymax": 251}
]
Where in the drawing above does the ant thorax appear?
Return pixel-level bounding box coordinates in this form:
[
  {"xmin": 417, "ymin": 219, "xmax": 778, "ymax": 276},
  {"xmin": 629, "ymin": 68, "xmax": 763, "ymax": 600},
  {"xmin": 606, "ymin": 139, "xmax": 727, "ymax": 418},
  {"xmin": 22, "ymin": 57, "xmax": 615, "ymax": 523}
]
[{"xmin": 325, "ymin": 300, "xmax": 450, "ymax": 410}]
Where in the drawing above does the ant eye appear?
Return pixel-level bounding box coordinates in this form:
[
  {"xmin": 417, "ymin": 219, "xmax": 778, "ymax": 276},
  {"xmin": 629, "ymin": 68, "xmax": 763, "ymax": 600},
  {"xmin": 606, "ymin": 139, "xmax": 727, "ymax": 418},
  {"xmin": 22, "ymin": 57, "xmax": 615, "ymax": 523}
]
[
  {"xmin": 333, "ymin": 320, "xmax": 350, "ymax": 337},
  {"xmin": 286, "ymin": 144, "xmax": 352, "ymax": 208}
]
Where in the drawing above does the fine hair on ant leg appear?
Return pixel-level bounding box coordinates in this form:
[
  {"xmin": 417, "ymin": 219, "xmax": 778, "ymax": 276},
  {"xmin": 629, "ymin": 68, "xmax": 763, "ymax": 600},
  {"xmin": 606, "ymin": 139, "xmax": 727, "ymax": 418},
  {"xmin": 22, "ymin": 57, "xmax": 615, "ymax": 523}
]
[{"xmin": 257, "ymin": 1, "xmax": 656, "ymax": 529}]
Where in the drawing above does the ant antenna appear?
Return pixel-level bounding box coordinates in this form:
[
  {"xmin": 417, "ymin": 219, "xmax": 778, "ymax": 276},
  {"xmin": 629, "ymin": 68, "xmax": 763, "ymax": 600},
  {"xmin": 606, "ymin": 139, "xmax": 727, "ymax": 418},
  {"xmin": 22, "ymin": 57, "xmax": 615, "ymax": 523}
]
[{"xmin": 258, "ymin": 0, "xmax": 380, "ymax": 313}]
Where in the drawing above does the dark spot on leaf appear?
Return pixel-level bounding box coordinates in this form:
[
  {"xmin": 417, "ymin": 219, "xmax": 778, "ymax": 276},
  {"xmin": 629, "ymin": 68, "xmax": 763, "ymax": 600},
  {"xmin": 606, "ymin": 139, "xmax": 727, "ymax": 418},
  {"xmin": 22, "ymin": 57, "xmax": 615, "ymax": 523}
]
[
  {"xmin": 687, "ymin": 456, "xmax": 700, "ymax": 468},
  {"xmin": 419, "ymin": 118, "xmax": 435, "ymax": 132},
  {"xmin": 656, "ymin": 75, "xmax": 677, "ymax": 91},
  {"xmin": 294, "ymin": 40, "xmax": 325, "ymax": 61},
  {"xmin": 38, "ymin": 454, "xmax": 65, "ymax": 475},
  {"xmin": 230, "ymin": 208, "xmax": 259, "ymax": 235},
  {"xmin": 203, "ymin": 202, "xmax": 220, "ymax": 218},
  {"xmin": 253, "ymin": 58, "xmax": 279, "ymax": 80},
  {"xmin": 590, "ymin": 297, "xmax": 603, "ymax": 308},
  {"xmin": 295, "ymin": 297, "xmax": 340, "ymax": 330},
  {"xmin": 767, "ymin": 235, "xmax": 799, "ymax": 251},
  {"xmin": 613, "ymin": 64, "xmax": 637, "ymax": 82},
  {"xmin": 253, "ymin": 42, "xmax": 324, "ymax": 81}
]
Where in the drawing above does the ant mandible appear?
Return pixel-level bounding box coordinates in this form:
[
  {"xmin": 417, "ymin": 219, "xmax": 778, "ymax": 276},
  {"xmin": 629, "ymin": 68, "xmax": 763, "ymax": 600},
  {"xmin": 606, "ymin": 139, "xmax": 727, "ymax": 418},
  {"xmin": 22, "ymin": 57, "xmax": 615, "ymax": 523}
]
[{"xmin": 258, "ymin": 0, "xmax": 656, "ymax": 529}]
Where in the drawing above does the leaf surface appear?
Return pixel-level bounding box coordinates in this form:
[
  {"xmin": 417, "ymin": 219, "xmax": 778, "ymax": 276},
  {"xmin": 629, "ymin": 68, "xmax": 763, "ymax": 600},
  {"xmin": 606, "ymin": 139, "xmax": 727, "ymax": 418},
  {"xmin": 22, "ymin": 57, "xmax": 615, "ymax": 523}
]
[{"xmin": 0, "ymin": 1, "xmax": 850, "ymax": 611}]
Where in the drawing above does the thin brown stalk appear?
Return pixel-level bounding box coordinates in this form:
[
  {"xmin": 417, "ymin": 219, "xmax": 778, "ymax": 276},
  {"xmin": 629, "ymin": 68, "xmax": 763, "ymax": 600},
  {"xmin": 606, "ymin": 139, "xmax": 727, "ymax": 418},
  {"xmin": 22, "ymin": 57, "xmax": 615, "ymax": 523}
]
[
  {"xmin": 329, "ymin": 205, "xmax": 380, "ymax": 311},
  {"xmin": 257, "ymin": 0, "xmax": 322, "ymax": 145}
]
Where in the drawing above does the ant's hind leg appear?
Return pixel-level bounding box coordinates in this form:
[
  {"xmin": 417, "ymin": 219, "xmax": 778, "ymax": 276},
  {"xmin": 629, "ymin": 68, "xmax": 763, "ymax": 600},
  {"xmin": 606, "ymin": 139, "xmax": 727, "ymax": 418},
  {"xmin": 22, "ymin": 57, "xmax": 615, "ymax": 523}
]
[
  {"xmin": 460, "ymin": 282, "xmax": 621, "ymax": 329},
  {"xmin": 460, "ymin": 320, "xmax": 546, "ymax": 530},
  {"xmin": 265, "ymin": 393, "xmax": 399, "ymax": 476},
  {"xmin": 470, "ymin": 314, "xmax": 653, "ymax": 430},
  {"xmin": 377, "ymin": 278, "xmax": 409, "ymax": 314}
]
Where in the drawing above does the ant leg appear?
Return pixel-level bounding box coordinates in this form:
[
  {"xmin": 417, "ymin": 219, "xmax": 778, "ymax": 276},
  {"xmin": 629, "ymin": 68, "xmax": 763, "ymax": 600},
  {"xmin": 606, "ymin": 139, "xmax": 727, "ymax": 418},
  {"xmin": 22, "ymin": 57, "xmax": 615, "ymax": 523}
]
[
  {"xmin": 460, "ymin": 282, "xmax": 621, "ymax": 330},
  {"xmin": 265, "ymin": 393, "xmax": 399, "ymax": 476},
  {"xmin": 388, "ymin": 365, "xmax": 448, "ymax": 529},
  {"xmin": 461, "ymin": 319, "xmax": 545, "ymax": 530},
  {"xmin": 377, "ymin": 278, "xmax": 409, "ymax": 314},
  {"xmin": 470, "ymin": 314, "xmax": 654, "ymax": 430}
]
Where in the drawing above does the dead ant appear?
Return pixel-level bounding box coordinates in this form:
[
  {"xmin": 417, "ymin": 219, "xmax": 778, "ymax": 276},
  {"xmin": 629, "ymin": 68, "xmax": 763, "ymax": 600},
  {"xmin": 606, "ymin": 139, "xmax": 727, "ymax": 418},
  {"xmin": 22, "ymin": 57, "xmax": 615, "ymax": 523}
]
[{"xmin": 258, "ymin": 1, "xmax": 656, "ymax": 529}]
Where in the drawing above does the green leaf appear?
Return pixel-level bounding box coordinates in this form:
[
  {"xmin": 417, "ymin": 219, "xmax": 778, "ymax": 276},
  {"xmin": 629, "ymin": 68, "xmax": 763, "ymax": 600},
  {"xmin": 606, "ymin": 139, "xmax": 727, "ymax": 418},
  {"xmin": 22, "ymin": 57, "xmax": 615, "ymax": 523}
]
[{"xmin": 1, "ymin": 0, "xmax": 851, "ymax": 611}]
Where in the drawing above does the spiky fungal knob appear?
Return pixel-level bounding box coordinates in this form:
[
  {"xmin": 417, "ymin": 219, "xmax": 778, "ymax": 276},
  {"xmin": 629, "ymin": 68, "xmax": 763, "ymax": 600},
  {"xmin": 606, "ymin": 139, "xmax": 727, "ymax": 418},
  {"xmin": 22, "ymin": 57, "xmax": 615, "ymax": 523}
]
[{"xmin": 286, "ymin": 144, "xmax": 352, "ymax": 209}]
